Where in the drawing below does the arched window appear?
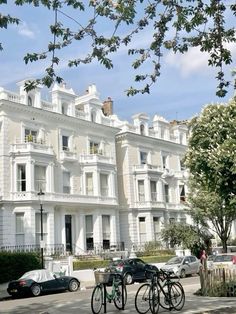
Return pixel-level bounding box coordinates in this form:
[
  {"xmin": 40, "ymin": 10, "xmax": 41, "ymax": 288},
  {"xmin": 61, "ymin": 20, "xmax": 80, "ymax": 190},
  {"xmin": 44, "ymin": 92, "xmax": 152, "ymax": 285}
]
[
  {"xmin": 28, "ymin": 95, "xmax": 33, "ymax": 106},
  {"xmin": 62, "ymin": 103, "xmax": 68, "ymax": 115},
  {"xmin": 140, "ymin": 124, "xmax": 145, "ymax": 135},
  {"xmin": 91, "ymin": 110, "xmax": 96, "ymax": 122}
]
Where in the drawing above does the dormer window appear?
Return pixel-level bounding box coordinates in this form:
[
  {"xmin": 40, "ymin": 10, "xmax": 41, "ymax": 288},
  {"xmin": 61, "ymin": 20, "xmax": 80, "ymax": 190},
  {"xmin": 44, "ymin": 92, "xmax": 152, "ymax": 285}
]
[
  {"xmin": 28, "ymin": 95, "xmax": 33, "ymax": 106},
  {"xmin": 62, "ymin": 103, "xmax": 68, "ymax": 115},
  {"xmin": 179, "ymin": 185, "xmax": 186, "ymax": 202},
  {"xmin": 160, "ymin": 127, "xmax": 165, "ymax": 139},
  {"xmin": 140, "ymin": 124, "xmax": 145, "ymax": 135},
  {"xmin": 91, "ymin": 111, "xmax": 96, "ymax": 122}
]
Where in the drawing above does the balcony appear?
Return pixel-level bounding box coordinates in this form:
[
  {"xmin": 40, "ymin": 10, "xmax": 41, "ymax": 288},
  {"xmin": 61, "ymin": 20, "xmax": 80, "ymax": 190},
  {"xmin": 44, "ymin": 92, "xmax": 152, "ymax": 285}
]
[
  {"xmin": 60, "ymin": 148, "xmax": 77, "ymax": 162},
  {"xmin": 133, "ymin": 200, "xmax": 166, "ymax": 209},
  {"xmin": 80, "ymin": 153, "xmax": 114, "ymax": 165},
  {"xmin": 10, "ymin": 139, "xmax": 54, "ymax": 156},
  {"xmin": 0, "ymin": 89, "xmax": 24, "ymax": 104},
  {"xmin": 133, "ymin": 164, "xmax": 162, "ymax": 174},
  {"xmin": 166, "ymin": 202, "xmax": 187, "ymax": 210},
  {"xmin": 10, "ymin": 191, "xmax": 118, "ymax": 206}
]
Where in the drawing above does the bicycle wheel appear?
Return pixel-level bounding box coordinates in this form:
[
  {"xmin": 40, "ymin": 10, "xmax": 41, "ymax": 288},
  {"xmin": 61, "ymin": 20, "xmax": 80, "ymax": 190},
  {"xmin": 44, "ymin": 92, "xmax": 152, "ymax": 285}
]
[
  {"xmin": 113, "ymin": 282, "xmax": 127, "ymax": 310},
  {"xmin": 159, "ymin": 282, "xmax": 185, "ymax": 311},
  {"xmin": 91, "ymin": 285, "xmax": 103, "ymax": 314},
  {"xmin": 169, "ymin": 282, "xmax": 185, "ymax": 311},
  {"xmin": 135, "ymin": 283, "xmax": 151, "ymax": 314},
  {"xmin": 149, "ymin": 284, "xmax": 160, "ymax": 314}
]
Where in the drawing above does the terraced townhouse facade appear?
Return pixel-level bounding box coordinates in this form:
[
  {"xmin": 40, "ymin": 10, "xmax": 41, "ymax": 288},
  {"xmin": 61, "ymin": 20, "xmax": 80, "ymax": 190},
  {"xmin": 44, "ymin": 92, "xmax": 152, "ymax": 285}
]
[{"xmin": 0, "ymin": 80, "xmax": 189, "ymax": 255}]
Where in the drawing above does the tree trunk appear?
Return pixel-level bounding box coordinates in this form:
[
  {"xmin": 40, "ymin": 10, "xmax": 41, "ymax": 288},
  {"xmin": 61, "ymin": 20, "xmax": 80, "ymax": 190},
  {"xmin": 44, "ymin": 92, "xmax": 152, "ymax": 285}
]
[{"xmin": 221, "ymin": 238, "xmax": 228, "ymax": 253}]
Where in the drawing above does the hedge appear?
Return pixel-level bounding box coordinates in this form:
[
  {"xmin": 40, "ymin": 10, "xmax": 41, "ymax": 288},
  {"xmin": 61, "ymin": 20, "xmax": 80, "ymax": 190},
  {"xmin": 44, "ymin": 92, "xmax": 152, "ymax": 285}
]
[
  {"xmin": 0, "ymin": 252, "xmax": 41, "ymax": 284},
  {"xmin": 73, "ymin": 255, "xmax": 174, "ymax": 270}
]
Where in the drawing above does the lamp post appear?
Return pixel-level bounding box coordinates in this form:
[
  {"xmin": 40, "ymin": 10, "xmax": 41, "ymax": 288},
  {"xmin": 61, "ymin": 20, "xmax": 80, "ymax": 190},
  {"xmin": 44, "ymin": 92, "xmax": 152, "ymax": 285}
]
[{"xmin": 38, "ymin": 189, "xmax": 45, "ymax": 269}]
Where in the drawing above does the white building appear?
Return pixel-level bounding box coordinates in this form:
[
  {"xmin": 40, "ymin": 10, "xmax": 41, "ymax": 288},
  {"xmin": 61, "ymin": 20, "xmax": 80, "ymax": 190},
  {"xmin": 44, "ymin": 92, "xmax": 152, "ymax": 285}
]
[
  {"xmin": 0, "ymin": 80, "xmax": 189, "ymax": 254},
  {"xmin": 115, "ymin": 113, "xmax": 189, "ymax": 249}
]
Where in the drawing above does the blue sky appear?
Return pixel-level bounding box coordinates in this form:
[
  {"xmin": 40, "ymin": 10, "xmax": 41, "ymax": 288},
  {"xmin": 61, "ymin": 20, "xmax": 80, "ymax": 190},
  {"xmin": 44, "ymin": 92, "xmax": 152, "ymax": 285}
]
[{"xmin": 0, "ymin": 1, "xmax": 235, "ymax": 122}]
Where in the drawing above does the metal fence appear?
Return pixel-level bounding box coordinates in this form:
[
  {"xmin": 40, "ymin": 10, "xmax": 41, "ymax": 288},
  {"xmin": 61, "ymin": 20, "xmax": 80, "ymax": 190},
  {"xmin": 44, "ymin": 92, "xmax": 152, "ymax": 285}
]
[{"xmin": 0, "ymin": 244, "xmax": 65, "ymax": 256}]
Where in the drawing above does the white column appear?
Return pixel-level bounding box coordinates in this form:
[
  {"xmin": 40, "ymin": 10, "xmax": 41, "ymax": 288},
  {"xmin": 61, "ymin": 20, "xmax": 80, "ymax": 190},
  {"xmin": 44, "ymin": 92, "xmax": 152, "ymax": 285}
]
[
  {"xmin": 93, "ymin": 213, "xmax": 102, "ymax": 249},
  {"xmin": 11, "ymin": 159, "xmax": 16, "ymax": 192},
  {"xmin": 110, "ymin": 213, "xmax": 116, "ymax": 244},
  {"xmin": 77, "ymin": 214, "xmax": 85, "ymax": 253},
  {"xmin": 3, "ymin": 204, "xmax": 15, "ymax": 246},
  {"xmin": 47, "ymin": 208, "xmax": 55, "ymax": 245},
  {"xmin": 48, "ymin": 162, "xmax": 55, "ymax": 193},
  {"xmin": 61, "ymin": 212, "xmax": 66, "ymax": 249},
  {"xmin": 110, "ymin": 171, "xmax": 116, "ymax": 197},
  {"xmin": 94, "ymin": 171, "xmax": 100, "ymax": 196},
  {"xmin": 24, "ymin": 207, "xmax": 35, "ymax": 244},
  {"xmin": 145, "ymin": 213, "xmax": 152, "ymax": 242},
  {"xmin": 144, "ymin": 175, "xmax": 150, "ymax": 202},
  {"xmin": 26, "ymin": 159, "xmax": 34, "ymax": 191}
]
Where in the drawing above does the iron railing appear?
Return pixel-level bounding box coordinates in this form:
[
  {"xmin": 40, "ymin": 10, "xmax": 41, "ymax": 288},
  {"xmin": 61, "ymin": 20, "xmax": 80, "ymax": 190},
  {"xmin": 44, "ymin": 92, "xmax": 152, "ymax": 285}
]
[{"xmin": 0, "ymin": 244, "xmax": 65, "ymax": 256}]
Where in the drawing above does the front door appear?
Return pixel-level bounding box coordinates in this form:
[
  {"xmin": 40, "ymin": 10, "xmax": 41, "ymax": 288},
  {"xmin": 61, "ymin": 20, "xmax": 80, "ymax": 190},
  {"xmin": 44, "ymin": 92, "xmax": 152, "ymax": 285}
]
[{"xmin": 65, "ymin": 215, "xmax": 72, "ymax": 253}]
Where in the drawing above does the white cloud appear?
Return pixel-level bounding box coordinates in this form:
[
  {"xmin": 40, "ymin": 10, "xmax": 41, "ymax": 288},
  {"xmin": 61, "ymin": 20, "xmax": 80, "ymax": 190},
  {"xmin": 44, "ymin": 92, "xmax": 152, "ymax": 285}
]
[
  {"xmin": 165, "ymin": 47, "xmax": 209, "ymax": 77},
  {"xmin": 18, "ymin": 21, "xmax": 35, "ymax": 39},
  {"xmin": 165, "ymin": 42, "xmax": 236, "ymax": 77}
]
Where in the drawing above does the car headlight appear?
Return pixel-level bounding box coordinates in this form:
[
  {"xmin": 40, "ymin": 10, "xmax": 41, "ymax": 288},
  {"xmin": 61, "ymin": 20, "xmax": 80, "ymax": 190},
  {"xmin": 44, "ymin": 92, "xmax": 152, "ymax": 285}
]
[{"xmin": 172, "ymin": 267, "xmax": 179, "ymax": 274}]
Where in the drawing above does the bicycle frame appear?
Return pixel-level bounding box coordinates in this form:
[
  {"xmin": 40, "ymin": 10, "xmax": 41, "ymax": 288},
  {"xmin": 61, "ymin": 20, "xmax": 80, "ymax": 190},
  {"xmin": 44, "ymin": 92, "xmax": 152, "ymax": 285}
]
[
  {"xmin": 92, "ymin": 272, "xmax": 126, "ymax": 314},
  {"xmin": 105, "ymin": 276, "xmax": 119, "ymax": 301},
  {"xmin": 148, "ymin": 269, "xmax": 184, "ymax": 311}
]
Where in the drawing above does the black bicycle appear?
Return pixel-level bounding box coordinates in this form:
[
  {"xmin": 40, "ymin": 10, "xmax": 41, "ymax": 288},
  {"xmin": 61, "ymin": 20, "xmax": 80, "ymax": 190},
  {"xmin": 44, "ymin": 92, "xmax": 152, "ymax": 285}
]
[{"xmin": 135, "ymin": 268, "xmax": 185, "ymax": 314}]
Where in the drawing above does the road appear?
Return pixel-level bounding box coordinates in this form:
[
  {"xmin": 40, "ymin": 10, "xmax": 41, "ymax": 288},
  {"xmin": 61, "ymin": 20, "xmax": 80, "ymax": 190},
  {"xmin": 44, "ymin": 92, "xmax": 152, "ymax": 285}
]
[{"xmin": 0, "ymin": 277, "xmax": 201, "ymax": 314}]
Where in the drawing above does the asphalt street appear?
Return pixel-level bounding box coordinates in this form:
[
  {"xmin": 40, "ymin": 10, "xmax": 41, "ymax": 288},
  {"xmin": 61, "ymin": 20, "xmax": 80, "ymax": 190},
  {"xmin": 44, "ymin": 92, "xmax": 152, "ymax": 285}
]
[{"xmin": 1, "ymin": 278, "xmax": 236, "ymax": 314}]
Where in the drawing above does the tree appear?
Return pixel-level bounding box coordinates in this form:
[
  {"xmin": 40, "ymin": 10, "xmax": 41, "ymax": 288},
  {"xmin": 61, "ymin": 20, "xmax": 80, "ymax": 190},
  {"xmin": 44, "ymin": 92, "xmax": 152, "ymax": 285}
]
[
  {"xmin": 161, "ymin": 222, "xmax": 201, "ymax": 252},
  {"xmin": 185, "ymin": 98, "xmax": 236, "ymax": 253},
  {"xmin": 1, "ymin": 0, "xmax": 236, "ymax": 95}
]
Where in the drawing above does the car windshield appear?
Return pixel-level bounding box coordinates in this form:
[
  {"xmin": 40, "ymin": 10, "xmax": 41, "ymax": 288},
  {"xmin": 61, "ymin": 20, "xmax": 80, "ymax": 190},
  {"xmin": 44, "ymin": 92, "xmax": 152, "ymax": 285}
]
[
  {"xmin": 166, "ymin": 257, "xmax": 184, "ymax": 265},
  {"xmin": 214, "ymin": 255, "xmax": 233, "ymax": 262},
  {"xmin": 110, "ymin": 260, "xmax": 123, "ymax": 267}
]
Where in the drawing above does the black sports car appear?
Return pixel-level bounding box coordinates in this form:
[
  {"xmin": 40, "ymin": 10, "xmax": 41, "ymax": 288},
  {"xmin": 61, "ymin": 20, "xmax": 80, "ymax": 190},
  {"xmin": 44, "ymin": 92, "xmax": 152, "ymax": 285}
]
[{"xmin": 7, "ymin": 269, "xmax": 80, "ymax": 297}]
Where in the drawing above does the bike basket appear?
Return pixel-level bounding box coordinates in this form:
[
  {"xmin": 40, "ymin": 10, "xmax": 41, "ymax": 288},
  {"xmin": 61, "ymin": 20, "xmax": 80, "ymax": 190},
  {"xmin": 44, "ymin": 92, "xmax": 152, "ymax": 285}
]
[{"xmin": 94, "ymin": 272, "xmax": 111, "ymax": 284}]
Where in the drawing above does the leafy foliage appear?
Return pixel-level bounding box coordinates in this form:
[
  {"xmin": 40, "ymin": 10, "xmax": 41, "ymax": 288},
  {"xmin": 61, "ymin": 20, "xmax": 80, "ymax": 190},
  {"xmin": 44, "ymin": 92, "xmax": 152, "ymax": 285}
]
[
  {"xmin": 0, "ymin": 0, "xmax": 236, "ymax": 96},
  {"xmin": 185, "ymin": 98, "xmax": 236, "ymax": 252},
  {"xmin": 0, "ymin": 252, "xmax": 40, "ymax": 283},
  {"xmin": 161, "ymin": 222, "xmax": 200, "ymax": 251}
]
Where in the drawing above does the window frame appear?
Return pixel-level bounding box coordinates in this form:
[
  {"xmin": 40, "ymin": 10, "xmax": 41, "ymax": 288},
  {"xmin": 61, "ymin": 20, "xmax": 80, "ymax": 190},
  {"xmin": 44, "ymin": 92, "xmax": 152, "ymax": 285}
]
[{"xmin": 17, "ymin": 164, "xmax": 26, "ymax": 192}]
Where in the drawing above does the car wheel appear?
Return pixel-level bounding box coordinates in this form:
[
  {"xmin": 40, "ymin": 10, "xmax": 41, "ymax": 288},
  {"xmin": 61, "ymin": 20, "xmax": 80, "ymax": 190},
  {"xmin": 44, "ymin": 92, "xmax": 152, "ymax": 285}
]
[
  {"xmin": 124, "ymin": 273, "xmax": 133, "ymax": 285},
  {"xmin": 180, "ymin": 269, "xmax": 186, "ymax": 278},
  {"xmin": 31, "ymin": 284, "xmax": 41, "ymax": 297},
  {"xmin": 68, "ymin": 279, "xmax": 80, "ymax": 292}
]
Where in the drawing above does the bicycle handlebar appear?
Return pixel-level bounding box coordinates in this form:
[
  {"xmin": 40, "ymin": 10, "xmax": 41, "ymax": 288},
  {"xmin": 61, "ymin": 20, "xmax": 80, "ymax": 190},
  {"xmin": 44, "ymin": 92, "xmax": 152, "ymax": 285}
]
[{"xmin": 145, "ymin": 268, "xmax": 175, "ymax": 279}]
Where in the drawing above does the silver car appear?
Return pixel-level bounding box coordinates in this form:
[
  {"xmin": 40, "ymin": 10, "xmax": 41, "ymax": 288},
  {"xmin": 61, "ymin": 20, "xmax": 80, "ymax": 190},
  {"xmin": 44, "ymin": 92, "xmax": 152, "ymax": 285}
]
[{"xmin": 161, "ymin": 255, "xmax": 201, "ymax": 278}]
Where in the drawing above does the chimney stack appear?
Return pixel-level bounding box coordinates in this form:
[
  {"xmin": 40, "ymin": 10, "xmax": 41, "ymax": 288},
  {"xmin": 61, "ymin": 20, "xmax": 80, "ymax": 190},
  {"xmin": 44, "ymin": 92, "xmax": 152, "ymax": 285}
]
[{"xmin": 102, "ymin": 97, "xmax": 113, "ymax": 116}]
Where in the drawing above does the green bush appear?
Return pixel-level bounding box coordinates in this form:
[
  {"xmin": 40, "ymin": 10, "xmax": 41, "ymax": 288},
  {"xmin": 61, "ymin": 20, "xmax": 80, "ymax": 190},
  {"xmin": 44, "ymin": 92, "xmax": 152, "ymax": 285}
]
[
  {"xmin": 73, "ymin": 259, "xmax": 110, "ymax": 270},
  {"xmin": 0, "ymin": 252, "xmax": 41, "ymax": 283},
  {"xmin": 136, "ymin": 249, "xmax": 175, "ymax": 257},
  {"xmin": 141, "ymin": 255, "xmax": 175, "ymax": 263},
  {"xmin": 73, "ymin": 254, "xmax": 174, "ymax": 270}
]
